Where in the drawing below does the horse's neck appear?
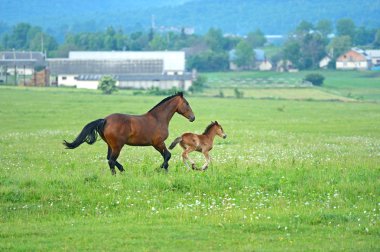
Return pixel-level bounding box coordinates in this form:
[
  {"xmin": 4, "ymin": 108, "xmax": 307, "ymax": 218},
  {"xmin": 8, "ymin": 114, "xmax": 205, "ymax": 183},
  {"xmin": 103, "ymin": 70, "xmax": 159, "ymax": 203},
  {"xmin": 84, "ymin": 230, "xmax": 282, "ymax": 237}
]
[
  {"xmin": 148, "ymin": 99, "xmax": 177, "ymax": 125},
  {"xmin": 204, "ymin": 127, "xmax": 217, "ymax": 142}
]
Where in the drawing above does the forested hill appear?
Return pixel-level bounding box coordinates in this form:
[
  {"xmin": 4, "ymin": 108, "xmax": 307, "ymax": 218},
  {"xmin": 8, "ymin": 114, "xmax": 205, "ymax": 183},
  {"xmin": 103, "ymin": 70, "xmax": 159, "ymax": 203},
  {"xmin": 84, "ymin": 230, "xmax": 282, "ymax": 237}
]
[{"xmin": 1, "ymin": 0, "xmax": 380, "ymax": 36}]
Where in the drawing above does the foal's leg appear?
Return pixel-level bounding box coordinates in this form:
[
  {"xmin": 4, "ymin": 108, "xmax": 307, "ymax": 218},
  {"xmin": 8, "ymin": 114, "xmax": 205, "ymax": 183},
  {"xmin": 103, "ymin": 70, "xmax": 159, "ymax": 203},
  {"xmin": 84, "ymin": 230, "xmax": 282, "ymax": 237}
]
[
  {"xmin": 201, "ymin": 151, "xmax": 211, "ymax": 171},
  {"xmin": 107, "ymin": 146, "xmax": 124, "ymax": 173},
  {"xmin": 154, "ymin": 143, "xmax": 171, "ymax": 170},
  {"xmin": 182, "ymin": 147, "xmax": 197, "ymax": 170},
  {"xmin": 181, "ymin": 150, "xmax": 191, "ymax": 171}
]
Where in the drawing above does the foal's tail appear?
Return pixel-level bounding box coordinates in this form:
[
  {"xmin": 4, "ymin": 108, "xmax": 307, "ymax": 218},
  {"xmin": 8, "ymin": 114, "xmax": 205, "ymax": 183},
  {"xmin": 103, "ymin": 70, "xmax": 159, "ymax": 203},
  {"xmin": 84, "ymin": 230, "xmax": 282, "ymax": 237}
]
[
  {"xmin": 169, "ymin": 136, "xmax": 182, "ymax": 150},
  {"xmin": 63, "ymin": 119, "xmax": 106, "ymax": 149}
]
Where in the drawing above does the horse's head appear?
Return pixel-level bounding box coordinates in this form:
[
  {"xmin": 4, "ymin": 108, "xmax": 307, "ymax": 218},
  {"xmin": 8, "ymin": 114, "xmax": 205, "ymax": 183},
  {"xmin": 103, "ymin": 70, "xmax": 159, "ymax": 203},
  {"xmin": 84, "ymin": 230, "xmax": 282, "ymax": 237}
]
[
  {"xmin": 176, "ymin": 92, "xmax": 195, "ymax": 122},
  {"xmin": 214, "ymin": 121, "xmax": 227, "ymax": 139}
]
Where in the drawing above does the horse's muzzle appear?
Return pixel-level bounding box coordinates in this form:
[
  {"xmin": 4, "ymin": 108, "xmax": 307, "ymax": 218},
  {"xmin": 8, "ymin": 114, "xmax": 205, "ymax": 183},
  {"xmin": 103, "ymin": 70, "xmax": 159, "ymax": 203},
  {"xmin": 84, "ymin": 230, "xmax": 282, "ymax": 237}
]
[
  {"xmin": 223, "ymin": 134, "xmax": 227, "ymax": 139},
  {"xmin": 189, "ymin": 116, "xmax": 195, "ymax": 122}
]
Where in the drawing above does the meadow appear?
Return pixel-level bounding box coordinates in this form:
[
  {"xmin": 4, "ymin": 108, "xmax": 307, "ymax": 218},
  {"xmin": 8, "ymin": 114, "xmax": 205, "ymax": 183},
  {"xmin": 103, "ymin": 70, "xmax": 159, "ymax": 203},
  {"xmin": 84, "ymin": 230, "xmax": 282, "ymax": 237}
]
[{"xmin": 0, "ymin": 71, "xmax": 379, "ymax": 251}]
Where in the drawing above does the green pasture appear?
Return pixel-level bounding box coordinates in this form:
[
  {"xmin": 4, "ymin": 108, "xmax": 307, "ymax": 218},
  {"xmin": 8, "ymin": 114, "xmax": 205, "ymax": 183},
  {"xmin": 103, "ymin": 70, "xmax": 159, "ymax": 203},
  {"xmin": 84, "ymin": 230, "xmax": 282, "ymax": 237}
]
[
  {"xmin": 203, "ymin": 70, "xmax": 380, "ymax": 102},
  {"xmin": 0, "ymin": 80, "xmax": 379, "ymax": 251}
]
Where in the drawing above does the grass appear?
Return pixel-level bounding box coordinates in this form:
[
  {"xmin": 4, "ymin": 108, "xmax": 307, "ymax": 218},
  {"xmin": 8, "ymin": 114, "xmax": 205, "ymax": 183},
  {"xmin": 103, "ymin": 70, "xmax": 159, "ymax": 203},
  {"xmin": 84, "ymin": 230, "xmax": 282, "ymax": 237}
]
[
  {"xmin": 203, "ymin": 70, "xmax": 380, "ymax": 102},
  {"xmin": 0, "ymin": 77, "xmax": 379, "ymax": 251}
]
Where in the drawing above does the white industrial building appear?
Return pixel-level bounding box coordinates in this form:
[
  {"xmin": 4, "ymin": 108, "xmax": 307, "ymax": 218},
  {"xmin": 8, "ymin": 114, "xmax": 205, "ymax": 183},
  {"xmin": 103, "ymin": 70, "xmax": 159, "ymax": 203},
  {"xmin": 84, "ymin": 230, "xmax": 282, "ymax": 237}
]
[{"xmin": 47, "ymin": 51, "xmax": 193, "ymax": 90}]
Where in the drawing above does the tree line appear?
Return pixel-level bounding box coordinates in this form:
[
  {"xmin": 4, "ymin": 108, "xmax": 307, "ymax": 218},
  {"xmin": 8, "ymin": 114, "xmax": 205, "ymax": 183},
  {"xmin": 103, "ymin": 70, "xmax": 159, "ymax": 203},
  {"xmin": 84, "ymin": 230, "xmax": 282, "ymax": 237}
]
[{"xmin": 1, "ymin": 19, "xmax": 379, "ymax": 71}]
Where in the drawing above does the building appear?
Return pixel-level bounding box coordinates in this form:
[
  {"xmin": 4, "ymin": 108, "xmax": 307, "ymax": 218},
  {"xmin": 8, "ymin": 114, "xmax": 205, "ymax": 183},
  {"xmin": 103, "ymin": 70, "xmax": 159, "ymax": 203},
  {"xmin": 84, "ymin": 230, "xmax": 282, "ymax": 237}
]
[
  {"xmin": 47, "ymin": 51, "xmax": 193, "ymax": 90},
  {"xmin": 276, "ymin": 60, "xmax": 297, "ymax": 72},
  {"xmin": 365, "ymin": 50, "xmax": 380, "ymax": 67},
  {"xmin": 336, "ymin": 48, "xmax": 371, "ymax": 70},
  {"xmin": 319, "ymin": 56, "xmax": 332, "ymax": 69},
  {"xmin": 0, "ymin": 51, "xmax": 46, "ymax": 75},
  {"xmin": 258, "ymin": 60, "xmax": 272, "ymax": 71},
  {"xmin": 0, "ymin": 51, "xmax": 47, "ymax": 85}
]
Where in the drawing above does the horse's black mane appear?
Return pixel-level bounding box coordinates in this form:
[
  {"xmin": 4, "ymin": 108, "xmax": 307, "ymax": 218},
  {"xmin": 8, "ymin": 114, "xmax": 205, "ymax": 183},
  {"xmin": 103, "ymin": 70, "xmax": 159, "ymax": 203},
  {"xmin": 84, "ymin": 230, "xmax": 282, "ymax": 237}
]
[
  {"xmin": 202, "ymin": 121, "xmax": 217, "ymax": 135},
  {"xmin": 148, "ymin": 92, "xmax": 183, "ymax": 112}
]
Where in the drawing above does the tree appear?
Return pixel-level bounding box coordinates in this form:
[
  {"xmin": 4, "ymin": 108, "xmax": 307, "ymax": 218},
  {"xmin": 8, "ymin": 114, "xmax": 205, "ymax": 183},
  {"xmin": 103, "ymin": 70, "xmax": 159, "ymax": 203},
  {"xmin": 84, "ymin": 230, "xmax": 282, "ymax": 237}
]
[
  {"xmin": 187, "ymin": 51, "xmax": 229, "ymax": 72},
  {"xmin": 374, "ymin": 29, "xmax": 380, "ymax": 48},
  {"xmin": 29, "ymin": 32, "xmax": 58, "ymax": 52},
  {"xmin": 300, "ymin": 33, "xmax": 326, "ymax": 69},
  {"xmin": 204, "ymin": 28, "xmax": 226, "ymax": 52},
  {"xmin": 247, "ymin": 29, "xmax": 267, "ymax": 48},
  {"xmin": 336, "ymin": 19, "xmax": 356, "ymax": 39},
  {"xmin": 149, "ymin": 34, "xmax": 168, "ymax": 50},
  {"xmin": 283, "ymin": 40, "xmax": 301, "ymax": 68},
  {"xmin": 3, "ymin": 23, "xmax": 32, "ymax": 49},
  {"xmin": 295, "ymin": 20, "xmax": 314, "ymax": 36},
  {"xmin": 316, "ymin": 19, "xmax": 333, "ymax": 38},
  {"xmin": 189, "ymin": 75, "xmax": 207, "ymax": 93},
  {"xmin": 98, "ymin": 76, "xmax": 117, "ymax": 94},
  {"xmin": 328, "ymin": 36, "xmax": 352, "ymax": 59},
  {"xmin": 354, "ymin": 26, "xmax": 376, "ymax": 46},
  {"xmin": 234, "ymin": 40, "xmax": 255, "ymax": 68}
]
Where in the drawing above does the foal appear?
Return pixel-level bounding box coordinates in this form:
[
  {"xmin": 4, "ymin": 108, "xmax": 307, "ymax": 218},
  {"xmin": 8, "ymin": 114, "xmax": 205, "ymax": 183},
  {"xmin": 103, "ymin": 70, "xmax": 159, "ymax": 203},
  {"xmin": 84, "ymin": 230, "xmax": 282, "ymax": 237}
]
[{"xmin": 169, "ymin": 121, "xmax": 227, "ymax": 171}]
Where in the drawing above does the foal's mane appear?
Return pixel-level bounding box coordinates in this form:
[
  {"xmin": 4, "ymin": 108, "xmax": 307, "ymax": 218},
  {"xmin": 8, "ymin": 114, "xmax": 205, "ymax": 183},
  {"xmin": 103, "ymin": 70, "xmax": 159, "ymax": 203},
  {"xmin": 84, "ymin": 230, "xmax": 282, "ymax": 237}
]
[
  {"xmin": 202, "ymin": 122, "xmax": 217, "ymax": 135},
  {"xmin": 148, "ymin": 92, "xmax": 183, "ymax": 112}
]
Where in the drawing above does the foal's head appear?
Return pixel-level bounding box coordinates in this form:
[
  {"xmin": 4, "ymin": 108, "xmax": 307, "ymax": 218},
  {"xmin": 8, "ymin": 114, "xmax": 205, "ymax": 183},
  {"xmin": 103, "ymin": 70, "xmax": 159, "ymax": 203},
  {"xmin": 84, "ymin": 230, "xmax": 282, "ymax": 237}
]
[
  {"xmin": 175, "ymin": 92, "xmax": 195, "ymax": 122},
  {"xmin": 205, "ymin": 121, "xmax": 227, "ymax": 139},
  {"xmin": 214, "ymin": 121, "xmax": 227, "ymax": 139}
]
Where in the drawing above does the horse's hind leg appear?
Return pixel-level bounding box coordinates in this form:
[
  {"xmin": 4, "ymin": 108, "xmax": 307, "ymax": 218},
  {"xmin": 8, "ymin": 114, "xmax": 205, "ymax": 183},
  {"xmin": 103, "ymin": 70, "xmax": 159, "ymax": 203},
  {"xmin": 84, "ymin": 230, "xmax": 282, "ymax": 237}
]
[
  {"xmin": 107, "ymin": 146, "xmax": 124, "ymax": 173},
  {"xmin": 108, "ymin": 146, "xmax": 124, "ymax": 175}
]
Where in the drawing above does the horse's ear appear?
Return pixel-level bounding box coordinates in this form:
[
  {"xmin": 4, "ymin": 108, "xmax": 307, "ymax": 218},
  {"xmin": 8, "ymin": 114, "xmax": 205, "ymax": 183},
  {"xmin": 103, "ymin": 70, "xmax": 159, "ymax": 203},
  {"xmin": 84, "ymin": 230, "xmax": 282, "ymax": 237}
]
[{"xmin": 215, "ymin": 121, "xmax": 219, "ymax": 125}]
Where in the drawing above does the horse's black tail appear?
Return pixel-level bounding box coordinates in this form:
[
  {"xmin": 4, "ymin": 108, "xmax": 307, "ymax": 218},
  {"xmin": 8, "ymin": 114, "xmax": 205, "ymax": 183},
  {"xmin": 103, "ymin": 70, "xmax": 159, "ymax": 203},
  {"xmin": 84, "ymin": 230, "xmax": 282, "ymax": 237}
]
[
  {"xmin": 63, "ymin": 119, "xmax": 106, "ymax": 149},
  {"xmin": 169, "ymin": 137, "xmax": 182, "ymax": 150}
]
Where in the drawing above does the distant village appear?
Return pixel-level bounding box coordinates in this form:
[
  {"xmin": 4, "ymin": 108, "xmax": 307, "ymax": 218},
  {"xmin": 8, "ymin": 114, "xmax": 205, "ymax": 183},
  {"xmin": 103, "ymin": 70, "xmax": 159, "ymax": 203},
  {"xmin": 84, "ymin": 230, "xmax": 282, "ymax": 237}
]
[
  {"xmin": 1, "ymin": 17, "xmax": 380, "ymax": 89},
  {"xmin": 0, "ymin": 47, "xmax": 379, "ymax": 89}
]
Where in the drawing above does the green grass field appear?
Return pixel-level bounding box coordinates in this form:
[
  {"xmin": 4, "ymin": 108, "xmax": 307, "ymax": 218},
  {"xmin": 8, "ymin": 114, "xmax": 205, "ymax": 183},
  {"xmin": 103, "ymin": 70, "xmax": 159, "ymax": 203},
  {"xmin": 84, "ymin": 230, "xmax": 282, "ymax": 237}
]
[
  {"xmin": 0, "ymin": 71, "xmax": 379, "ymax": 251},
  {"xmin": 203, "ymin": 70, "xmax": 380, "ymax": 102}
]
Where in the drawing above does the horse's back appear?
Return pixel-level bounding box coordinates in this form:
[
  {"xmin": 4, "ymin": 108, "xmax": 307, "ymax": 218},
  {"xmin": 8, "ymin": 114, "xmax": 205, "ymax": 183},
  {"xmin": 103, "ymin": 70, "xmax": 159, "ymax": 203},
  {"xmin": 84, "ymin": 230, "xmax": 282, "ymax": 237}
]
[{"xmin": 103, "ymin": 113, "xmax": 159, "ymax": 146}]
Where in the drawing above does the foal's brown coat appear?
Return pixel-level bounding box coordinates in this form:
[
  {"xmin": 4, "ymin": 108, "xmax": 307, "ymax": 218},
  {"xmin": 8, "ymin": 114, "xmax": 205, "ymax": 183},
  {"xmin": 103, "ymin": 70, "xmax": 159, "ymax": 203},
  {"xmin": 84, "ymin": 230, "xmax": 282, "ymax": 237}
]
[
  {"xmin": 169, "ymin": 121, "xmax": 226, "ymax": 171},
  {"xmin": 64, "ymin": 92, "xmax": 195, "ymax": 175}
]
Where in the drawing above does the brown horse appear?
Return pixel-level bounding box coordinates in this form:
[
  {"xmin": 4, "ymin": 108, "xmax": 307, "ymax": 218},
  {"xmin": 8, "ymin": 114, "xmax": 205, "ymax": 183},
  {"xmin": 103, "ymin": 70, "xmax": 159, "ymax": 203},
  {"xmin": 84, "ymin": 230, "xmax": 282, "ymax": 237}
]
[
  {"xmin": 169, "ymin": 121, "xmax": 226, "ymax": 171},
  {"xmin": 63, "ymin": 92, "xmax": 195, "ymax": 175}
]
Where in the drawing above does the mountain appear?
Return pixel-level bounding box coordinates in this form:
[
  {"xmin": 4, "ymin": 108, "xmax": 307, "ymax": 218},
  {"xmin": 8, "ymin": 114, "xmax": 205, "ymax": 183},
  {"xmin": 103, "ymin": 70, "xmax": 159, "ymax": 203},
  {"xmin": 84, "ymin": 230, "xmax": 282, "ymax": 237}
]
[{"xmin": 1, "ymin": 0, "xmax": 380, "ymax": 37}]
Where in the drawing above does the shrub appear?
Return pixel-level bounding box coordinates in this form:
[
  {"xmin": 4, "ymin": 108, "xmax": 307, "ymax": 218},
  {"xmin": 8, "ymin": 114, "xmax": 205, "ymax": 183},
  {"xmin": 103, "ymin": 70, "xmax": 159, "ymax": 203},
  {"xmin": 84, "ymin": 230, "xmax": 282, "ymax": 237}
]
[
  {"xmin": 234, "ymin": 88, "xmax": 244, "ymax": 98},
  {"xmin": 218, "ymin": 89, "xmax": 225, "ymax": 98},
  {"xmin": 189, "ymin": 75, "xmax": 207, "ymax": 93},
  {"xmin": 146, "ymin": 87, "xmax": 181, "ymax": 96},
  {"xmin": 98, "ymin": 76, "xmax": 117, "ymax": 94},
  {"xmin": 304, "ymin": 73, "xmax": 325, "ymax": 86}
]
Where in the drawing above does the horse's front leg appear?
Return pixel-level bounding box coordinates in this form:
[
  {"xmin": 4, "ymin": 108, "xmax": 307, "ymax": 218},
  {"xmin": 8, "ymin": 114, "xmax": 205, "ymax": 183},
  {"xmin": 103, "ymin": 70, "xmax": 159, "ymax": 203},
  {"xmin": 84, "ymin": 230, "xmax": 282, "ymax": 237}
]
[
  {"xmin": 153, "ymin": 143, "xmax": 171, "ymax": 170},
  {"xmin": 201, "ymin": 151, "xmax": 211, "ymax": 171}
]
